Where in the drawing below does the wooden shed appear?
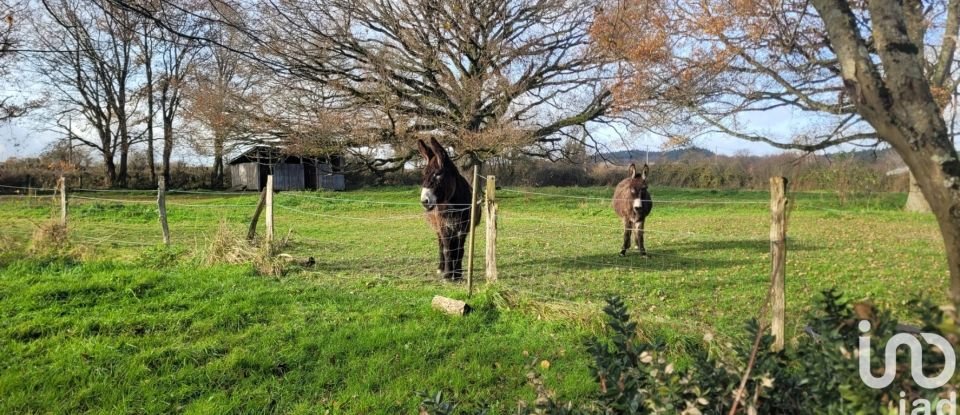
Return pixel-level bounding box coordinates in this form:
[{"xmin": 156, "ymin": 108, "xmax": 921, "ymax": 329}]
[{"xmin": 228, "ymin": 146, "xmax": 345, "ymax": 191}]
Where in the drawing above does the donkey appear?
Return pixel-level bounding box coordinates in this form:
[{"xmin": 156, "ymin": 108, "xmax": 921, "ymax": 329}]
[
  {"xmin": 417, "ymin": 138, "xmax": 479, "ymax": 280},
  {"xmin": 613, "ymin": 163, "xmax": 653, "ymax": 256}
]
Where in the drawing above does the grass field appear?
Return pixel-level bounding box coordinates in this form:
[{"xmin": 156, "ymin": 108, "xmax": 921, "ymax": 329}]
[{"xmin": 0, "ymin": 185, "xmax": 948, "ymax": 413}]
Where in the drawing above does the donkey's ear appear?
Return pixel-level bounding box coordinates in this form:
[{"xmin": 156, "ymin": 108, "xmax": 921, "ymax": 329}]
[
  {"xmin": 416, "ymin": 139, "xmax": 434, "ymax": 161},
  {"xmin": 628, "ymin": 163, "xmax": 637, "ymax": 179},
  {"xmin": 641, "ymin": 163, "xmax": 649, "ymax": 180},
  {"xmin": 428, "ymin": 137, "xmax": 450, "ymax": 161}
]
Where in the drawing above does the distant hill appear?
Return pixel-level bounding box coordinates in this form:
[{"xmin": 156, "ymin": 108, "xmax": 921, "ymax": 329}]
[
  {"xmin": 597, "ymin": 146, "xmax": 898, "ymax": 164},
  {"xmin": 595, "ymin": 147, "xmax": 716, "ymax": 163}
]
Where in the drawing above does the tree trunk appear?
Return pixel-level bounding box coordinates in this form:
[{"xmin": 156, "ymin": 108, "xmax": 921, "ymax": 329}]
[
  {"xmin": 117, "ymin": 140, "xmax": 129, "ymax": 188},
  {"xmin": 898, "ymin": 146, "xmax": 960, "ymax": 308},
  {"xmin": 104, "ymin": 155, "xmax": 117, "ymax": 188},
  {"xmin": 211, "ymin": 134, "xmax": 224, "ymax": 188},
  {"xmin": 145, "ymin": 65, "xmax": 156, "ymax": 184},
  {"xmin": 905, "ymin": 172, "xmax": 932, "ymax": 213},
  {"xmin": 811, "ymin": 0, "xmax": 960, "ymax": 309},
  {"xmin": 162, "ymin": 118, "xmax": 173, "ymax": 185}
]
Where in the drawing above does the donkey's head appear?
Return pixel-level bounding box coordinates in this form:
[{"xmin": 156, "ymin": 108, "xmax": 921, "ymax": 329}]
[
  {"xmin": 417, "ymin": 138, "xmax": 459, "ymax": 211},
  {"xmin": 624, "ymin": 163, "xmax": 650, "ymax": 214}
]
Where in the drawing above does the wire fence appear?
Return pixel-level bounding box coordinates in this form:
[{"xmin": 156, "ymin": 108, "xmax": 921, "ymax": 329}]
[
  {"xmin": 0, "ymin": 179, "xmax": 777, "ymax": 287},
  {"xmin": 0, "ymin": 176, "xmax": 943, "ymax": 335}
]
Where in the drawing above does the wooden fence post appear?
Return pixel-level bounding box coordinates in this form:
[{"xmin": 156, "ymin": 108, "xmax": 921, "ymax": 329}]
[
  {"xmin": 465, "ymin": 166, "xmax": 480, "ymax": 297},
  {"xmin": 266, "ymin": 175, "xmax": 274, "ymax": 244},
  {"xmin": 58, "ymin": 176, "xmax": 67, "ymax": 228},
  {"xmin": 157, "ymin": 177, "xmax": 170, "ymax": 245},
  {"xmin": 485, "ymin": 175, "xmax": 497, "ymax": 283},
  {"xmin": 769, "ymin": 177, "xmax": 788, "ymax": 351},
  {"xmin": 247, "ymin": 189, "xmax": 267, "ymax": 241}
]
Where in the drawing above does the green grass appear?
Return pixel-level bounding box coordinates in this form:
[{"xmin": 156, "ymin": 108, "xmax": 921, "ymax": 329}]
[{"xmin": 0, "ymin": 186, "xmax": 947, "ymax": 413}]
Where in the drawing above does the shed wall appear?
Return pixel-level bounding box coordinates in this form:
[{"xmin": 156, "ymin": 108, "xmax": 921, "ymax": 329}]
[{"xmin": 273, "ymin": 163, "xmax": 305, "ymax": 190}]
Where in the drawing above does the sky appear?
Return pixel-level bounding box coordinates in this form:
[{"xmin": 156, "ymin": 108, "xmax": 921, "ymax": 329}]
[{"xmin": 0, "ymin": 102, "xmax": 858, "ymax": 163}]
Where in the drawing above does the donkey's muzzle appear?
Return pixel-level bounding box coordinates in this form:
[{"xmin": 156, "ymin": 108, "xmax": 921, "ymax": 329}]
[{"xmin": 420, "ymin": 188, "xmax": 437, "ymax": 211}]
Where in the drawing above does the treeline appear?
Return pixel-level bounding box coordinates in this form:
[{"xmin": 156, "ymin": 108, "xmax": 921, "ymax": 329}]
[
  {"xmin": 354, "ymin": 150, "xmax": 909, "ymax": 194},
  {"xmin": 3, "ymin": 142, "xmax": 908, "ymax": 195}
]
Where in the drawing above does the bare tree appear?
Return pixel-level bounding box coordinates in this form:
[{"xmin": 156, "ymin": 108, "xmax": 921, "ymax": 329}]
[
  {"xmin": 138, "ymin": 19, "xmax": 158, "ymax": 184},
  {"xmin": 594, "ymin": 0, "xmax": 960, "ymax": 306},
  {"xmin": 108, "ymin": 0, "xmax": 616, "ymax": 166},
  {"xmin": 148, "ymin": 3, "xmax": 203, "ymax": 186},
  {"xmin": 0, "ymin": 1, "xmax": 41, "ymax": 122},
  {"xmin": 183, "ymin": 10, "xmax": 259, "ymax": 188},
  {"xmin": 32, "ymin": 0, "xmax": 146, "ymax": 187}
]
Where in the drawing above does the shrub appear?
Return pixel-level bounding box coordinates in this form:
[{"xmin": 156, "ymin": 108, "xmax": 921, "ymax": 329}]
[
  {"xmin": 421, "ymin": 291, "xmax": 958, "ymax": 414},
  {"xmin": 135, "ymin": 244, "xmax": 186, "ymax": 269}
]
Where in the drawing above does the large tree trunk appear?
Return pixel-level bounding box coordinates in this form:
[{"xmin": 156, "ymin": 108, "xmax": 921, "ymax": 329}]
[
  {"xmin": 905, "ymin": 172, "xmax": 932, "ymax": 213},
  {"xmin": 897, "ymin": 142, "xmax": 960, "ymax": 308},
  {"xmin": 211, "ymin": 134, "xmax": 224, "ymax": 188},
  {"xmin": 117, "ymin": 140, "xmax": 129, "ymax": 187},
  {"xmin": 103, "ymin": 154, "xmax": 117, "ymax": 188},
  {"xmin": 812, "ymin": 0, "xmax": 960, "ymax": 308},
  {"xmin": 162, "ymin": 118, "xmax": 173, "ymax": 186}
]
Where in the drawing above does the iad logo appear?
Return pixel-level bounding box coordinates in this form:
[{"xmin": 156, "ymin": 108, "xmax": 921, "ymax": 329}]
[{"xmin": 858, "ymin": 320, "xmax": 957, "ymax": 414}]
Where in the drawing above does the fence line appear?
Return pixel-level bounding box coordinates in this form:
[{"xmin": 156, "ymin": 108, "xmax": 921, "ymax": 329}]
[
  {"xmin": 499, "ymin": 188, "xmax": 769, "ymax": 204},
  {"xmin": 68, "ymin": 195, "xmax": 259, "ymax": 208},
  {"xmin": 275, "ymin": 204, "xmax": 430, "ymax": 221},
  {"xmin": 1, "ymin": 175, "xmax": 789, "ymax": 332},
  {"xmin": 0, "ymin": 184, "xmax": 58, "ymax": 192},
  {"xmin": 285, "ymin": 192, "xmax": 459, "ymax": 206}
]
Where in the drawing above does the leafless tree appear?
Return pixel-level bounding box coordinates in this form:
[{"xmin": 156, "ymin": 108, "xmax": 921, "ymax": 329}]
[
  {"xmin": 147, "ymin": 2, "xmax": 204, "ymax": 186},
  {"xmin": 183, "ymin": 12, "xmax": 263, "ymax": 188},
  {"xmin": 138, "ymin": 18, "xmax": 158, "ymax": 183},
  {"xmin": 32, "ymin": 0, "xmax": 147, "ymax": 187},
  {"xmin": 0, "ymin": 1, "xmax": 41, "ymax": 122},
  {"xmin": 108, "ymin": 0, "xmax": 616, "ymax": 167}
]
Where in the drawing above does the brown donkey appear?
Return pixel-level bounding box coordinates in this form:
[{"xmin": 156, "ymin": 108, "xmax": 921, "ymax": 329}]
[
  {"xmin": 417, "ymin": 138, "xmax": 479, "ymax": 281},
  {"xmin": 613, "ymin": 163, "xmax": 653, "ymax": 256}
]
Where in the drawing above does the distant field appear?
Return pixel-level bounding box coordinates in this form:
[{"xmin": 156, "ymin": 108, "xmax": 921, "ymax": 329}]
[{"xmin": 0, "ymin": 185, "xmax": 947, "ymax": 413}]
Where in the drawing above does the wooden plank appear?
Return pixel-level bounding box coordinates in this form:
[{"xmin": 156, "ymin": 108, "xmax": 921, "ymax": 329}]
[
  {"xmin": 58, "ymin": 176, "xmax": 67, "ymax": 228},
  {"xmin": 247, "ymin": 189, "xmax": 267, "ymax": 241},
  {"xmin": 769, "ymin": 177, "xmax": 788, "ymax": 351},
  {"xmin": 485, "ymin": 175, "xmax": 497, "ymax": 282},
  {"xmin": 465, "ymin": 166, "xmax": 480, "ymax": 297},
  {"xmin": 266, "ymin": 175, "xmax": 274, "ymax": 244},
  {"xmin": 158, "ymin": 177, "xmax": 170, "ymax": 245}
]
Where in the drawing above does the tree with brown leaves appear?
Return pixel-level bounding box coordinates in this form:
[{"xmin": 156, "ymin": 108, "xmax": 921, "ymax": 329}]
[{"xmin": 594, "ymin": 0, "xmax": 960, "ymax": 306}]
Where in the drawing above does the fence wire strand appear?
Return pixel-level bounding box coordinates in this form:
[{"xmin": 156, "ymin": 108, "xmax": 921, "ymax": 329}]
[{"xmin": 0, "ymin": 183, "xmax": 788, "ymax": 311}]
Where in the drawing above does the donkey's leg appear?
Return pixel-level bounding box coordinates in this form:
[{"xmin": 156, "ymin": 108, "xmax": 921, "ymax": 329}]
[
  {"xmin": 635, "ymin": 220, "xmax": 646, "ymax": 256},
  {"xmin": 619, "ymin": 222, "xmax": 632, "ymax": 256},
  {"xmin": 436, "ymin": 234, "xmax": 444, "ymax": 275},
  {"xmin": 440, "ymin": 230, "xmax": 454, "ymax": 279},
  {"xmin": 450, "ymin": 232, "xmax": 467, "ymax": 281}
]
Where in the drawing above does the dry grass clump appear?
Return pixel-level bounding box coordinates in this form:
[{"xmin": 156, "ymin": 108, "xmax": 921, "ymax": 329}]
[
  {"xmin": 28, "ymin": 219, "xmax": 73, "ymax": 258},
  {"xmin": 0, "ymin": 233, "xmax": 25, "ymax": 265},
  {"xmin": 205, "ymin": 221, "xmax": 289, "ymax": 277},
  {"xmin": 489, "ymin": 289, "xmax": 603, "ymax": 332}
]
